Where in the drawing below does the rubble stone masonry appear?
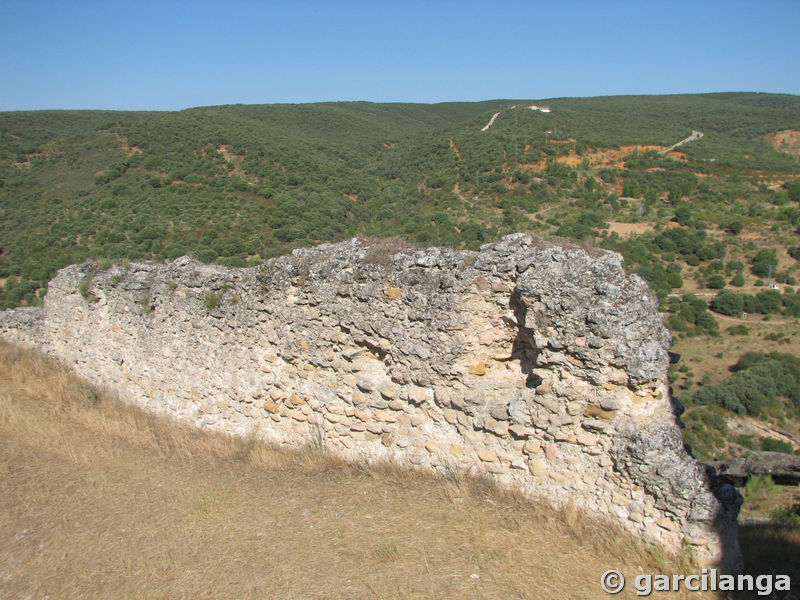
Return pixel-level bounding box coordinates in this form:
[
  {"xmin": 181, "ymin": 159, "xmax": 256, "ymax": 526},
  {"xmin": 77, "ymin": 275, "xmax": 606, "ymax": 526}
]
[{"xmin": 0, "ymin": 234, "xmax": 741, "ymax": 568}]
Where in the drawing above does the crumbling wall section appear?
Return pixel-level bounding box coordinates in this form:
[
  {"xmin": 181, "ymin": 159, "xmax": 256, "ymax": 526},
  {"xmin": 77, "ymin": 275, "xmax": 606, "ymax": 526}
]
[{"xmin": 0, "ymin": 234, "xmax": 740, "ymax": 567}]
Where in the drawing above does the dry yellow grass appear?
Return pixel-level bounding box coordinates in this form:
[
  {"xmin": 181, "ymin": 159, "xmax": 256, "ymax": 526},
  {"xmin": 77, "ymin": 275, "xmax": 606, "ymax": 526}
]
[{"xmin": 0, "ymin": 342, "xmax": 733, "ymax": 599}]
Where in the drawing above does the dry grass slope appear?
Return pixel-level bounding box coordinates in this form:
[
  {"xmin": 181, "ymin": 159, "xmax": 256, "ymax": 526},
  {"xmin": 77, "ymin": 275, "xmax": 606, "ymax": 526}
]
[{"xmin": 0, "ymin": 342, "xmax": 767, "ymax": 599}]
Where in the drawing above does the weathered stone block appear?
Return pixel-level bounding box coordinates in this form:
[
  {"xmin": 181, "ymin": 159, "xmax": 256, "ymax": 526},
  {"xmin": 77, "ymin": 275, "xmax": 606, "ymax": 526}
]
[
  {"xmin": 528, "ymin": 459, "xmax": 547, "ymax": 476},
  {"xmin": 477, "ymin": 448, "xmax": 498, "ymax": 462}
]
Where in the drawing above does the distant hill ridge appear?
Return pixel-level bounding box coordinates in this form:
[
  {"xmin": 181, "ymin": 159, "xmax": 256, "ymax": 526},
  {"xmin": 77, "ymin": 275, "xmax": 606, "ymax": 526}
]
[{"xmin": 2, "ymin": 92, "xmax": 800, "ymax": 311}]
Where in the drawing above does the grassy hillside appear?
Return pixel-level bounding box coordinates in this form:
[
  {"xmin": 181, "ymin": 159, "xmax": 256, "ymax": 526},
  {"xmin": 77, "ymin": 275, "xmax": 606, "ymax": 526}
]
[
  {"xmin": 2, "ymin": 93, "xmax": 800, "ymax": 462},
  {"xmin": 1, "ymin": 342, "xmax": 727, "ymax": 599}
]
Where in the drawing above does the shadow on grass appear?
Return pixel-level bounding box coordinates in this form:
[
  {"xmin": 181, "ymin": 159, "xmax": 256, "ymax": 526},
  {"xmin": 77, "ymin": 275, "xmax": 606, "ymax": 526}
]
[{"xmin": 733, "ymin": 521, "xmax": 800, "ymax": 599}]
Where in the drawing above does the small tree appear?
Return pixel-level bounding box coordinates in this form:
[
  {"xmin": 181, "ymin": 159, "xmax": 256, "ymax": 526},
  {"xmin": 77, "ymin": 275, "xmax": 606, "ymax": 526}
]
[
  {"xmin": 751, "ymin": 249, "xmax": 778, "ymax": 277},
  {"xmin": 696, "ymin": 311, "xmax": 719, "ymax": 332},
  {"xmin": 707, "ymin": 274, "xmax": 727, "ymax": 289},
  {"xmin": 754, "ymin": 290, "xmax": 782, "ymax": 314},
  {"xmin": 710, "ymin": 290, "xmax": 744, "ymax": 316},
  {"xmin": 786, "ymin": 180, "xmax": 800, "ymax": 202},
  {"xmin": 727, "ymin": 219, "xmax": 744, "ymax": 235},
  {"xmin": 674, "ymin": 205, "xmax": 693, "ymax": 226}
]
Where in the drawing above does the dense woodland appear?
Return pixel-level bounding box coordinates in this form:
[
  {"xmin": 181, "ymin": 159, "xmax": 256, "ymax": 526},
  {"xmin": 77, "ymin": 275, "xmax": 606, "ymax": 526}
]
[{"xmin": 2, "ymin": 92, "xmax": 800, "ymax": 461}]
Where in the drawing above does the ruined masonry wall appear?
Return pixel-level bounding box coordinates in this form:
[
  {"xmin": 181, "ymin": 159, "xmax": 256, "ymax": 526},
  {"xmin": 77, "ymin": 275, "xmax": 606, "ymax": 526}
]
[{"xmin": 0, "ymin": 234, "xmax": 740, "ymax": 566}]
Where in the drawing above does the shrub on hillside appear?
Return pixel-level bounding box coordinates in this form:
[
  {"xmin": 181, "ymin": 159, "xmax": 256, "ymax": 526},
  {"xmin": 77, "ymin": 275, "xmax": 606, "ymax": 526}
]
[
  {"xmin": 696, "ymin": 311, "xmax": 719, "ymax": 332},
  {"xmin": 727, "ymin": 219, "xmax": 744, "ymax": 234},
  {"xmin": 726, "ymin": 260, "xmax": 745, "ymax": 274},
  {"xmin": 786, "ymin": 180, "xmax": 800, "ymax": 202},
  {"xmin": 707, "ymin": 274, "xmax": 727, "ymax": 289},
  {"xmin": 782, "ymin": 293, "xmax": 800, "ymax": 317},
  {"xmin": 760, "ymin": 437, "xmax": 796, "ymax": 454},
  {"xmin": 664, "ymin": 294, "xmax": 719, "ymax": 335},
  {"xmin": 751, "ymin": 249, "xmax": 778, "ymax": 278},
  {"xmin": 730, "ymin": 272, "xmax": 745, "ymax": 287},
  {"xmin": 754, "ymin": 289, "xmax": 782, "ymax": 314},
  {"xmin": 726, "ymin": 324, "xmax": 749, "ymax": 336},
  {"xmin": 692, "ymin": 352, "xmax": 800, "ymax": 417},
  {"xmin": 710, "ymin": 290, "xmax": 743, "ymax": 316}
]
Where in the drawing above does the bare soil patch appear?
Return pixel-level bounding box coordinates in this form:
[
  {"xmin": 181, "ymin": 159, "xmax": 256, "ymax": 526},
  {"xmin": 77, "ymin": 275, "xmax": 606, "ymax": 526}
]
[
  {"xmin": 607, "ymin": 221, "xmax": 656, "ymax": 237},
  {"xmin": 666, "ymin": 151, "xmax": 688, "ymax": 160},
  {"xmin": 449, "ymin": 137, "xmax": 462, "ymax": 160},
  {"xmin": 765, "ymin": 130, "xmax": 800, "ymax": 157},
  {"xmin": 554, "ymin": 145, "xmax": 670, "ymax": 170},
  {"xmin": 520, "ymin": 161, "xmax": 547, "ymax": 172},
  {"xmin": 216, "ymin": 144, "xmax": 236, "ymax": 163},
  {"xmin": 557, "ymin": 153, "xmax": 584, "ymax": 167}
]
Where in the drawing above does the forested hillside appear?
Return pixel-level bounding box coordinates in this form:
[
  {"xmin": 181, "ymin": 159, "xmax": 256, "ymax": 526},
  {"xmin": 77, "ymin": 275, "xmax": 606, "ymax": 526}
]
[
  {"xmin": 3, "ymin": 92, "xmax": 800, "ymax": 463},
  {"xmin": 2, "ymin": 93, "xmax": 799, "ymax": 300}
]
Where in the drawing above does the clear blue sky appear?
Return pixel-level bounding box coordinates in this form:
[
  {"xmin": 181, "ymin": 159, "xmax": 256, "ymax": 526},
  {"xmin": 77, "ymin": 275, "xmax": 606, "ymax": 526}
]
[{"xmin": 1, "ymin": 0, "xmax": 798, "ymax": 111}]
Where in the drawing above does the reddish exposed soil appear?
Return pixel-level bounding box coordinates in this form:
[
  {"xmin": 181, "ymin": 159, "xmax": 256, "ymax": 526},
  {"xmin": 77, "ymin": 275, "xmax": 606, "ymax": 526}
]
[
  {"xmin": 449, "ymin": 137, "xmax": 461, "ymax": 160},
  {"xmin": 766, "ymin": 130, "xmax": 800, "ymax": 157}
]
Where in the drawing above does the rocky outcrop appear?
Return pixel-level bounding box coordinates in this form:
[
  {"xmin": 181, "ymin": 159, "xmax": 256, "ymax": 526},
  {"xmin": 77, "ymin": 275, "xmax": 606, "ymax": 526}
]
[
  {"xmin": 0, "ymin": 234, "xmax": 741, "ymax": 568},
  {"xmin": 709, "ymin": 452, "xmax": 800, "ymax": 486}
]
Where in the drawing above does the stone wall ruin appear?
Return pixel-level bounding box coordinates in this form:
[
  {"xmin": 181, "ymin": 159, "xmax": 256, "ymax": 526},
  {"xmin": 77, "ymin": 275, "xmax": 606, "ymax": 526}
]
[{"xmin": 0, "ymin": 234, "xmax": 741, "ymax": 568}]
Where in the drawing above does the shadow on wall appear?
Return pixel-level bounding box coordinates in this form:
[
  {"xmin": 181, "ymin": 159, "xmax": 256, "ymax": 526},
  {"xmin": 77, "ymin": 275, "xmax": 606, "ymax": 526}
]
[
  {"xmin": 509, "ymin": 289, "xmax": 542, "ymax": 389},
  {"xmin": 710, "ymin": 472, "xmax": 745, "ymax": 574}
]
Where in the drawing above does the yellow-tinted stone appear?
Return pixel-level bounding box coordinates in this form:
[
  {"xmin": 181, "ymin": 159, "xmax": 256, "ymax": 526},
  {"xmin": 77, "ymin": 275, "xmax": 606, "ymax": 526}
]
[
  {"xmin": 289, "ymin": 393, "xmax": 305, "ymax": 405},
  {"xmin": 384, "ymin": 287, "xmax": 402, "ymax": 300},
  {"xmin": 469, "ymin": 362, "xmax": 487, "ymax": 376},
  {"xmin": 449, "ymin": 443, "xmax": 464, "ymax": 457}
]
